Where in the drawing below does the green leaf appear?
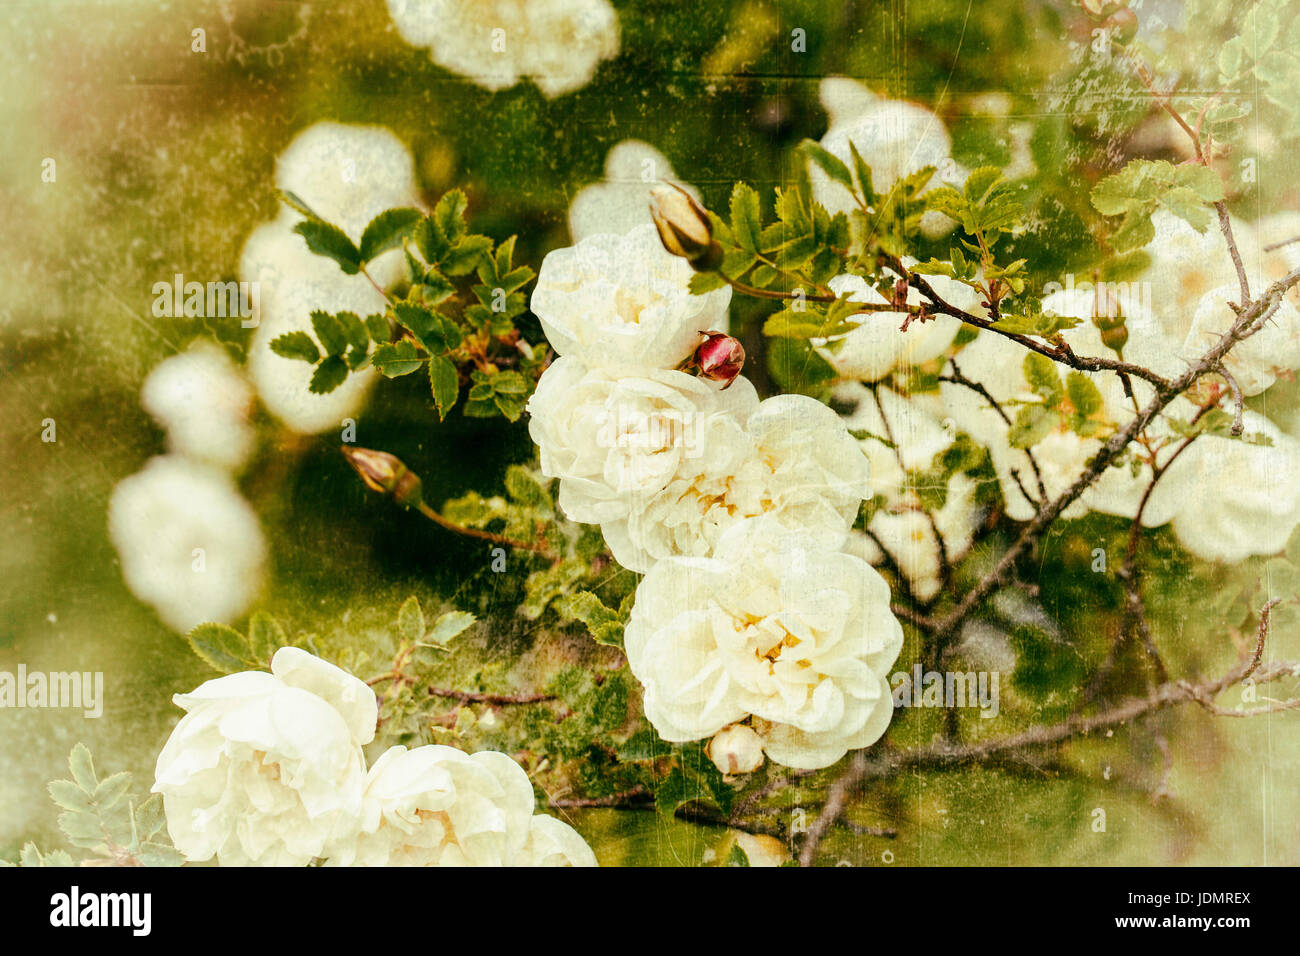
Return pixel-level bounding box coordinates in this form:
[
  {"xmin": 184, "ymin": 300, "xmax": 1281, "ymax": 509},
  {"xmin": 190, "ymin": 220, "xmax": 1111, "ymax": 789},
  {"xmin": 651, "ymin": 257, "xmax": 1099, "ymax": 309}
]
[
  {"xmin": 1159, "ymin": 186, "xmax": 1212, "ymax": 232},
  {"xmin": 365, "ymin": 313, "xmax": 391, "ymax": 341},
  {"xmin": 68, "ymin": 743, "xmax": 96, "ymax": 793},
  {"xmin": 426, "ymin": 610, "xmax": 475, "ymax": 647},
  {"xmin": 433, "ymin": 189, "xmax": 469, "ymax": 245},
  {"xmin": 729, "ymin": 182, "xmax": 762, "ymax": 252},
  {"xmin": 276, "ymin": 189, "xmax": 322, "ymax": 221},
  {"xmin": 688, "ymin": 271, "xmax": 727, "ymax": 294},
  {"xmin": 1008, "ymin": 404, "xmax": 1056, "ymax": 449},
  {"xmin": 1066, "ymin": 372, "xmax": 1103, "ymax": 419},
  {"xmin": 429, "ymin": 355, "xmax": 459, "ymax": 420},
  {"xmin": 442, "ymin": 234, "xmax": 494, "ymax": 276},
  {"xmin": 187, "ymin": 623, "xmax": 254, "ymax": 674},
  {"xmin": 963, "ymin": 165, "xmax": 1004, "ymax": 202},
  {"xmin": 1023, "ymin": 353, "xmax": 1064, "ymax": 407},
  {"xmin": 505, "ymin": 465, "xmax": 552, "ymax": 511},
  {"xmin": 800, "ymin": 139, "xmax": 854, "ymax": 190},
  {"xmin": 309, "ymin": 355, "xmax": 349, "ymax": 394},
  {"xmin": 48, "ymin": 779, "xmax": 92, "ymax": 813},
  {"xmin": 655, "ymin": 767, "xmax": 716, "ymax": 817},
  {"xmin": 247, "ymin": 612, "xmax": 286, "ymax": 663},
  {"xmin": 311, "ymin": 311, "xmax": 348, "ymax": 356},
  {"xmin": 292, "ymin": 220, "xmax": 362, "ymax": 275},
  {"xmin": 1171, "ymin": 164, "xmax": 1225, "ymax": 203},
  {"xmin": 493, "ymin": 392, "xmax": 526, "ymax": 422},
  {"xmin": 359, "ymin": 207, "xmax": 423, "ymax": 262},
  {"xmin": 371, "ymin": 340, "xmax": 425, "ymax": 377},
  {"xmin": 1111, "ymin": 209, "xmax": 1157, "ymax": 252},
  {"xmin": 726, "ymin": 844, "xmax": 752, "ymax": 867},
  {"xmin": 554, "ymin": 591, "xmax": 625, "ymax": 648},
  {"xmin": 491, "ymin": 370, "xmax": 529, "ymax": 395},
  {"xmin": 848, "ymin": 141, "xmax": 876, "ymax": 204},
  {"xmin": 269, "ymin": 331, "xmax": 320, "ymax": 363},
  {"xmin": 398, "ymin": 596, "xmax": 425, "ymax": 643}
]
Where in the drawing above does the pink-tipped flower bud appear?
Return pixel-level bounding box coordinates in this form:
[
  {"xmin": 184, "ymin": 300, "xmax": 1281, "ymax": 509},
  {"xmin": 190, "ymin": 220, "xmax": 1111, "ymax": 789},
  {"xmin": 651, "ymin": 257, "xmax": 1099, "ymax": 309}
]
[
  {"xmin": 707, "ymin": 724, "xmax": 765, "ymax": 775},
  {"xmin": 341, "ymin": 446, "xmax": 424, "ymax": 508},
  {"xmin": 694, "ymin": 330, "xmax": 746, "ymax": 389},
  {"xmin": 649, "ymin": 183, "xmax": 723, "ymax": 271}
]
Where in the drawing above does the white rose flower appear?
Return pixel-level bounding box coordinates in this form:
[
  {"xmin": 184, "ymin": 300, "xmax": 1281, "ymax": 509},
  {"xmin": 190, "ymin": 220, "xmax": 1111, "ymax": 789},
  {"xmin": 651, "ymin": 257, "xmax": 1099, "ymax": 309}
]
[
  {"xmin": 624, "ymin": 518, "xmax": 904, "ymax": 770},
  {"xmin": 326, "ymin": 745, "xmax": 596, "ymax": 867},
  {"xmin": 1140, "ymin": 210, "xmax": 1262, "ymax": 343},
  {"xmin": 1254, "ymin": 212, "xmax": 1300, "ymax": 312},
  {"xmin": 569, "ymin": 140, "xmax": 699, "ymax": 241},
  {"xmin": 526, "ymin": 356, "xmax": 759, "ymax": 525},
  {"xmin": 813, "ymin": 268, "xmax": 973, "ymax": 382},
  {"xmin": 531, "ymin": 224, "xmax": 731, "ymax": 371},
  {"xmin": 387, "ymin": 0, "xmax": 619, "ymax": 98},
  {"xmin": 601, "ymin": 393, "xmax": 871, "ymax": 572},
  {"xmin": 141, "ymin": 343, "xmax": 255, "ymax": 472},
  {"xmin": 940, "ymin": 321, "xmax": 1194, "ymax": 526},
  {"xmin": 1163, "ymin": 412, "xmax": 1300, "ymax": 564},
  {"xmin": 152, "ymin": 647, "xmax": 376, "ymax": 866},
  {"xmin": 108, "ymin": 456, "xmax": 266, "ymax": 633},
  {"xmin": 810, "ymin": 78, "xmax": 964, "ymax": 237},
  {"xmin": 242, "ymin": 123, "xmax": 420, "ymax": 434},
  {"xmin": 850, "ymin": 478, "xmax": 981, "ymax": 604},
  {"xmin": 1185, "ymin": 284, "xmax": 1300, "ymax": 396}
]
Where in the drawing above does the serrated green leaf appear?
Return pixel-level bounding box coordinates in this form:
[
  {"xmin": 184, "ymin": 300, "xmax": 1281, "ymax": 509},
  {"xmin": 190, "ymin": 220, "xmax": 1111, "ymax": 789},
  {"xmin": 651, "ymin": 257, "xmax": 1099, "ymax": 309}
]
[
  {"xmin": 398, "ymin": 596, "xmax": 425, "ymax": 643},
  {"xmin": 69, "ymin": 743, "xmax": 96, "ymax": 792},
  {"xmin": 433, "ymin": 189, "xmax": 469, "ymax": 245},
  {"xmin": 292, "ymin": 220, "xmax": 362, "ymax": 275},
  {"xmin": 1023, "ymin": 353, "xmax": 1064, "ymax": 406},
  {"xmin": 426, "ymin": 610, "xmax": 476, "ymax": 647},
  {"xmin": 371, "ymin": 340, "xmax": 425, "ymax": 377},
  {"xmin": 309, "ymin": 355, "xmax": 349, "ymax": 394},
  {"xmin": 429, "ymin": 355, "xmax": 459, "ymax": 420},
  {"xmin": 1008, "ymin": 404, "xmax": 1056, "ymax": 449},
  {"xmin": 729, "ymin": 182, "xmax": 762, "ymax": 252},
  {"xmin": 359, "ymin": 207, "xmax": 423, "ymax": 262},
  {"xmin": 800, "ymin": 139, "xmax": 854, "ymax": 190},
  {"xmin": 48, "ymin": 779, "xmax": 92, "ymax": 813},
  {"xmin": 269, "ymin": 331, "xmax": 320, "ymax": 363},
  {"xmin": 848, "ymin": 140, "xmax": 876, "ymax": 205},
  {"xmin": 1159, "ymin": 186, "xmax": 1212, "ymax": 232},
  {"xmin": 247, "ymin": 612, "xmax": 286, "ymax": 664},
  {"xmin": 688, "ymin": 270, "xmax": 727, "ymax": 294},
  {"xmin": 442, "ymin": 234, "xmax": 493, "ymax": 276},
  {"xmin": 964, "ymin": 165, "xmax": 1004, "ymax": 202},
  {"xmin": 187, "ymin": 622, "xmax": 253, "ymax": 674}
]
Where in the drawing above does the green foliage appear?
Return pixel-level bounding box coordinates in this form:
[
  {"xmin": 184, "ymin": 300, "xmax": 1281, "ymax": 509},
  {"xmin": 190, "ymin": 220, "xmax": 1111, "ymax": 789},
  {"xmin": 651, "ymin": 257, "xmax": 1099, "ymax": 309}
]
[
  {"xmin": 187, "ymin": 612, "xmax": 299, "ymax": 673},
  {"xmin": 1090, "ymin": 159, "xmax": 1225, "ymax": 250},
  {"xmin": 2, "ymin": 745, "xmax": 183, "ymax": 868},
  {"xmin": 279, "ymin": 189, "xmax": 542, "ymax": 421}
]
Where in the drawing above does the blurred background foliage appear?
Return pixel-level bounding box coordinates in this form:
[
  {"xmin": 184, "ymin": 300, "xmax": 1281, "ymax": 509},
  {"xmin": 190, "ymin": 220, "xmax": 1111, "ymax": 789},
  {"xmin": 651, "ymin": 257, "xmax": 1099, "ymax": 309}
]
[{"xmin": 1, "ymin": 0, "xmax": 1298, "ymax": 865}]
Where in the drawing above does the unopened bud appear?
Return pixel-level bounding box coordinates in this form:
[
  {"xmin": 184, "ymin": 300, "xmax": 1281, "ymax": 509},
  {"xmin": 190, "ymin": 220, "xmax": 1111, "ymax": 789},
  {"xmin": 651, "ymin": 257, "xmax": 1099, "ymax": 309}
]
[
  {"xmin": 341, "ymin": 446, "xmax": 424, "ymax": 508},
  {"xmin": 649, "ymin": 183, "xmax": 723, "ymax": 271},
  {"xmin": 693, "ymin": 330, "xmax": 746, "ymax": 389},
  {"xmin": 707, "ymin": 724, "xmax": 764, "ymax": 775}
]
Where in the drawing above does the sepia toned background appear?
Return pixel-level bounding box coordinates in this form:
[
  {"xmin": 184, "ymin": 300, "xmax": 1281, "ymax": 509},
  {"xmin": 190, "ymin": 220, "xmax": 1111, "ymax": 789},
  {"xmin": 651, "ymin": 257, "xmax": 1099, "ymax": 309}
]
[{"xmin": 1, "ymin": 0, "xmax": 1298, "ymax": 865}]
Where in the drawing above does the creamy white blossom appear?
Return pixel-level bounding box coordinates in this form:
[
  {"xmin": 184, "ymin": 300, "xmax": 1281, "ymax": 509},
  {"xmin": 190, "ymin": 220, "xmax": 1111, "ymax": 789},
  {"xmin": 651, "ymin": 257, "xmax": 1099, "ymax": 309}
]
[
  {"xmin": 242, "ymin": 123, "xmax": 420, "ymax": 433},
  {"xmin": 141, "ymin": 343, "xmax": 255, "ymax": 472},
  {"xmin": 1163, "ymin": 412, "xmax": 1300, "ymax": 564},
  {"xmin": 108, "ymin": 456, "xmax": 266, "ymax": 633},
  {"xmin": 1185, "ymin": 284, "xmax": 1300, "ymax": 396},
  {"xmin": 624, "ymin": 518, "xmax": 904, "ymax": 770},
  {"xmin": 526, "ymin": 356, "xmax": 759, "ymax": 525},
  {"xmin": 531, "ymin": 224, "xmax": 731, "ymax": 371},
  {"xmin": 708, "ymin": 724, "xmax": 765, "ymax": 776},
  {"xmin": 1140, "ymin": 211, "xmax": 1263, "ymax": 344},
  {"xmin": 810, "ymin": 77, "xmax": 964, "ymax": 237},
  {"xmin": 601, "ymin": 393, "xmax": 871, "ymax": 573},
  {"xmin": 387, "ymin": 0, "xmax": 619, "ymax": 98},
  {"xmin": 568, "ymin": 140, "xmax": 698, "ymax": 241},
  {"xmin": 326, "ymin": 745, "xmax": 596, "ymax": 866},
  {"xmin": 152, "ymin": 648, "xmax": 375, "ymax": 866},
  {"xmin": 838, "ymin": 383, "xmax": 981, "ymax": 601},
  {"xmin": 813, "ymin": 267, "xmax": 975, "ymax": 381}
]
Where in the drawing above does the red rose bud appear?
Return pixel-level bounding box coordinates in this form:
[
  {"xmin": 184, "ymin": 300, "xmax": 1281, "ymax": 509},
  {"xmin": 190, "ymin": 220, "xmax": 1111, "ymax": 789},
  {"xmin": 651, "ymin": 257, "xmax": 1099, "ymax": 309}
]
[
  {"xmin": 341, "ymin": 446, "xmax": 424, "ymax": 508},
  {"xmin": 694, "ymin": 330, "xmax": 746, "ymax": 389},
  {"xmin": 649, "ymin": 183, "xmax": 723, "ymax": 271}
]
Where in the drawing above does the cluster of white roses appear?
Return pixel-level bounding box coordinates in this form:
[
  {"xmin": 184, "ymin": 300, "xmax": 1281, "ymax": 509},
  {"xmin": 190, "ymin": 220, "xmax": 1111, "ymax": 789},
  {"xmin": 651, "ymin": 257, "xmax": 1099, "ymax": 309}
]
[
  {"xmin": 800, "ymin": 76, "xmax": 1300, "ymax": 570},
  {"xmin": 526, "ymin": 220, "xmax": 904, "ymax": 773},
  {"xmin": 152, "ymin": 647, "xmax": 596, "ymax": 866},
  {"xmin": 109, "ymin": 346, "xmax": 266, "ymax": 633},
  {"xmin": 386, "ymin": 0, "xmax": 619, "ymax": 98}
]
